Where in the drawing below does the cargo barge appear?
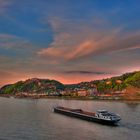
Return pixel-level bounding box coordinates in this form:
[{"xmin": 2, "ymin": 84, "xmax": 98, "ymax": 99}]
[{"xmin": 54, "ymin": 106, "xmax": 121, "ymax": 125}]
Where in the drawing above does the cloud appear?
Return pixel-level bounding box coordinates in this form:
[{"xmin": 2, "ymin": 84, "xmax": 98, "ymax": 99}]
[
  {"xmin": 38, "ymin": 18, "xmax": 105, "ymax": 60},
  {"xmin": 38, "ymin": 40, "xmax": 96, "ymax": 60},
  {"xmin": 38, "ymin": 18, "xmax": 140, "ymax": 62},
  {"xmin": 0, "ymin": 4, "xmax": 140, "ymax": 86},
  {"xmin": 0, "ymin": 33, "xmax": 38, "ymax": 54},
  {"xmin": 36, "ymin": 17, "xmax": 140, "ymax": 80},
  {"xmin": 64, "ymin": 70, "xmax": 106, "ymax": 75},
  {"xmin": 0, "ymin": 34, "xmax": 25, "ymax": 48}
]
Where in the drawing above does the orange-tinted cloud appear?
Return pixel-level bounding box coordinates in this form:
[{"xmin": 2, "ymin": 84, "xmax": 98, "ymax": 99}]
[
  {"xmin": 1, "ymin": 17, "xmax": 140, "ymax": 86},
  {"xmin": 38, "ymin": 40, "xmax": 97, "ymax": 60},
  {"xmin": 38, "ymin": 30, "xmax": 140, "ymax": 61},
  {"xmin": 38, "ymin": 18, "xmax": 140, "ymax": 62}
]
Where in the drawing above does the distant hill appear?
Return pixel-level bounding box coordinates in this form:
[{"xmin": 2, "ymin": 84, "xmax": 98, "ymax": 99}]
[
  {"xmin": 0, "ymin": 78, "xmax": 64, "ymax": 95},
  {"xmin": 94, "ymin": 71, "xmax": 140, "ymax": 93},
  {"xmin": 65, "ymin": 71, "xmax": 140, "ymax": 92},
  {"xmin": 0, "ymin": 71, "xmax": 140, "ymax": 96}
]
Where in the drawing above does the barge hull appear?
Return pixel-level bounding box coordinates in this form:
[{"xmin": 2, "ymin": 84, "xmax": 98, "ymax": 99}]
[{"xmin": 54, "ymin": 108, "xmax": 118, "ymax": 125}]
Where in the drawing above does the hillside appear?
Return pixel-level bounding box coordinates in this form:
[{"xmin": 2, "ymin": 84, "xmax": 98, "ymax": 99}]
[
  {"xmin": 0, "ymin": 71, "xmax": 140, "ymax": 97},
  {"xmin": 65, "ymin": 71, "xmax": 140, "ymax": 93},
  {"xmin": 94, "ymin": 71, "xmax": 140, "ymax": 93},
  {"xmin": 0, "ymin": 78, "xmax": 64, "ymax": 95}
]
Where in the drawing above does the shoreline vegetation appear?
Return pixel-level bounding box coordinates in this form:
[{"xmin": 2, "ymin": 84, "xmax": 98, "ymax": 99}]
[{"xmin": 0, "ymin": 71, "xmax": 140, "ymax": 101}]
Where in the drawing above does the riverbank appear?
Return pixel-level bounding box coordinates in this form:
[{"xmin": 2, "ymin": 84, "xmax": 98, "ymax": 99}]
[{"xmin": 0, "ymin": 94, "xmax": 140, "ymax": 102}]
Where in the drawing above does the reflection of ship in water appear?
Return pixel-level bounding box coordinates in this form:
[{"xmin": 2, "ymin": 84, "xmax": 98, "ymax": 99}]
[{"xmin": 125, "ymin": 102, "xmax": 139, "ymax": 110}]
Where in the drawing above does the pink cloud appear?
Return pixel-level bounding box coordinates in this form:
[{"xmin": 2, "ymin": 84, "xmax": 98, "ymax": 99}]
[
  {"xmin": 1, "ymin": 17, "xmax": 140, "ymax": 86},
  {"xmin": 38, "ymin": 18, "xmax": 140, "ymax": 62},
  {"xmin": 38, "ymin": 40, "xmax": 97, "ymax": 60},
  {"xmin": 38, "ymin": 25, "xmax": 140, "ymax": 61},
  {"xmin": 36, "ymin": 18, "xmax": 140, "ymax": 81},
  {"xmin": 65, "ymin": 41, "xmax": 95, "ymax": 60}
]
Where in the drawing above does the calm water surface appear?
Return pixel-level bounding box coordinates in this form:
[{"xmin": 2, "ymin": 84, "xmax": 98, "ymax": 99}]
[{"xmin": 0, "ymin": 97, "xmax": 139, "ymax": 140}]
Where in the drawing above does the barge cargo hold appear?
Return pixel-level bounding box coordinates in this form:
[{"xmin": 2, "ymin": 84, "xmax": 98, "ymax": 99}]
[{"xmin": 54, "ymin": 106, "xmax": 121, "ymax": 125}]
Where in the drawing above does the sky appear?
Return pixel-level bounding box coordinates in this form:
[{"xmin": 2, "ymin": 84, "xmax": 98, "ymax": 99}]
[{"xmin": 0, "ymin": 0, "xmax": 140, "ymax": 86}]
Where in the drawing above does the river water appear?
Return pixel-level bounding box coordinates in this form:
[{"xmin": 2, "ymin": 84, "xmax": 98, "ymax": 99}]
[{"xmin": 0, "ymin": 97, "xmax": 139, "ymax": 140}]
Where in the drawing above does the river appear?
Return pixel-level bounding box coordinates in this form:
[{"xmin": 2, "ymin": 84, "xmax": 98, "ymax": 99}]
[{"xmin": 0, "ymin": 97, "xmax": 139, "ymax": 140}]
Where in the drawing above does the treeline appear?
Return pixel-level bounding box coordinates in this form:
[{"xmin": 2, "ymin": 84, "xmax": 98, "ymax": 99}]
[
  {"xmin": 0, "ymin": 71, "xmax": 140, "ymax": 95},
  {"xmin": 0, "ymin": 78, "xmax": 64, "ymax": 94},
  {"xmin": 93, "ymin": 71, "xmax": 140, "ymax": 93}
]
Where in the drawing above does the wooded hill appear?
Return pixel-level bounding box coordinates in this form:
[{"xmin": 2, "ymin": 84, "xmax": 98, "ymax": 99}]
[{"xmin": 0, "ymin": 71, "xmax": 140, "ymax": 95}]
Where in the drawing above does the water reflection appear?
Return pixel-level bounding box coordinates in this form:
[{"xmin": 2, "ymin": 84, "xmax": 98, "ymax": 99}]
[
  {"xmin": 125, "ymin": 102, "xmax": 139, "ymax": 111},
  {"xmin": 120, "ymin": 122, "xmax": 140, "ymax": 131}
]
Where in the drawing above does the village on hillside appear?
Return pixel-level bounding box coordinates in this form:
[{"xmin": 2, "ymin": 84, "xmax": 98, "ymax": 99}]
[{"xmin": 0, "ymin": 71, "xmax": 140, "ymax": 100}]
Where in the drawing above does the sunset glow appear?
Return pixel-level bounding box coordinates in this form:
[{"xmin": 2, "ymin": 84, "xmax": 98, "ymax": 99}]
[{"xmin": 0, "ymin": 0, "xmax": 140, "ymax": 86}]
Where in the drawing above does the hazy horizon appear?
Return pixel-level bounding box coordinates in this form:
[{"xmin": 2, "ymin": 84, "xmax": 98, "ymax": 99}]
[{"xmin": 0, "ymin": 70, "xmax": 140, "ymax": 87}]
